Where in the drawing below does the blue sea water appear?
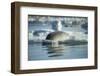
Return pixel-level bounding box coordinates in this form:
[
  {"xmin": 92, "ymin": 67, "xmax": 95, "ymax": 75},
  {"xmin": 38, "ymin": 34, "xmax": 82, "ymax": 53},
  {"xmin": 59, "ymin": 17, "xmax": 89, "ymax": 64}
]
[{"xmin": 28, "ymin": 43, "xmax": 88, "ymax": 61}]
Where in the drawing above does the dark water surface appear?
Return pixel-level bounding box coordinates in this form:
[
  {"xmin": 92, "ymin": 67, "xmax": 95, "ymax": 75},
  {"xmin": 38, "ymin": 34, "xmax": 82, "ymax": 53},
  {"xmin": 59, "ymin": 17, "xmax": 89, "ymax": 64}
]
[{"xmin": 28, "ymin": 43, "xmax": 88, "ymax": 61}]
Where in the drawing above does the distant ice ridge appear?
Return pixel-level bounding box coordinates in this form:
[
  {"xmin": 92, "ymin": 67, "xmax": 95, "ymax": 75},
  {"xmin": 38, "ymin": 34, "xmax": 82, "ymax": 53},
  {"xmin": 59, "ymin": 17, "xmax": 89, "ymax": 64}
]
[
  {"xmin": 28, "ymin": 29, "xmax": 54, "ymax": 41},
  {"xmin": 28, "ymin": 30, "xmax": 87, "ymax": 41},
  {"xmin": 62, "ymin": 31, "xmax": 87, "ymax": 40},
  {"xmin": 28, "ymin": 20, "xmax": 87, "ymax": 41}
]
